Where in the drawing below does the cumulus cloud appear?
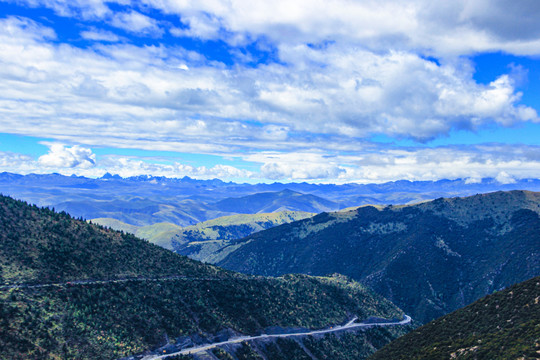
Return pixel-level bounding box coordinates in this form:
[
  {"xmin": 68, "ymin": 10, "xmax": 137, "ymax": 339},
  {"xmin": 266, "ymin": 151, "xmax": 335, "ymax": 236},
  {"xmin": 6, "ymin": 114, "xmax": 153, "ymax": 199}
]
[
  {"xmin": 250, "ymin": 152, "xmax": 345, "ymax": 180},
  {"xmin": 135, "ymin": 0, "xmax": 540, "ymax": 55},
  {"xmin": 8, "ymin": 1, "xmax": 540, "ymax": 55},
  {"xmin": 0, "ymin": 151, "xmax": 37, "ymax": 174},
  {"xmin": 97, "ymin": 156, "xmax": 254, "ymax": 179},
  {"xmin": 1, "ymin": 143, "xmax": 540, "ymax": 184},
  {"xmin": 242, "ymin": 144, "xmax": 540, "ymax": 183},
  {"xmin": 38, "ymin": 144, "xmax": 96, "ymax": 168}
]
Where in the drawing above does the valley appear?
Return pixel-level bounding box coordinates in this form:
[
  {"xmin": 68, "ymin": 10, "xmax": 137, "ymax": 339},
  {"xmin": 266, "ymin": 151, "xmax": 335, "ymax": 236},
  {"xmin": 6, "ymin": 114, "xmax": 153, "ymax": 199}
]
[
  {"xmin": 0, "ymin": 177, "xmax": 538, "ymax": 359},
  {"xmin": 2, "ymin": 1, "xmax": 539, "ymax": 359},
  {"xmin": 150, "ymin": 315, "xmax": 412, "ymax": 359}
]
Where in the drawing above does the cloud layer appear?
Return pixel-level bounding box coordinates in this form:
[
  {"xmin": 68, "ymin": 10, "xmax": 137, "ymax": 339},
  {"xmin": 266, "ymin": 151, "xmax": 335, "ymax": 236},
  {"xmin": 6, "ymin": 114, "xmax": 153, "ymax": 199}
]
[
  {"xmin": 0, "ymin": 1, "xmax": 539, "ymax": 182},
  {"xmin": 2, "ymin": 143, "xmax": 539, "ymax": 185},
  {"xmin": 0, "ymin": 15, "xmax": 537, "ymax": 151}
]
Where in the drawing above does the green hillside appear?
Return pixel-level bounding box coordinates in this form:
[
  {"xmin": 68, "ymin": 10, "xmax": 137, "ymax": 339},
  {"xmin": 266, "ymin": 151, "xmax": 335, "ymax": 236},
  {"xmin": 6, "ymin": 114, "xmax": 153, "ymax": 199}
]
[
  {"xmin": 0, "ymin": 196, "xmax": 219, "ymax": 285},
  {"xmin": 93, "ymin": 211, "xmax": 314, "ymax": 260},
  {"xmin": 172, "ymin": 211, "xmax": 315, "ymax": 262},
  {"xmin": 370, "ymin": 276, "xmax": 540, "ymax": 360},
  {"xmin": 0, "ymin": 195, "xmax": 407, "ymax": 359},
  {"xmin": 90, "ymin": 217, "xmax": 140, "ymax": 234},
  {"xmin": 217, "ymin": 190, "xmax": 540, "ymax": 324}
]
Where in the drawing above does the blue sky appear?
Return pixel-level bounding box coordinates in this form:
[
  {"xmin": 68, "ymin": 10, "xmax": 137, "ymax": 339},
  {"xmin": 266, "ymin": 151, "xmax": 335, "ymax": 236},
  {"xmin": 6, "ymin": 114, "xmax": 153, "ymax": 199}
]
[{"xmin": 0, "ymin": 0, "xmax": 539, "ymax": 183}]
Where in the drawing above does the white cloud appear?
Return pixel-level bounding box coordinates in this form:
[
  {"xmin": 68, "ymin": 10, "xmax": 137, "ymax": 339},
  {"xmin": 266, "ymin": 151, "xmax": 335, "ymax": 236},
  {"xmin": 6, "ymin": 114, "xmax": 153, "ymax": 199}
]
[
  {"xmin": 495, "ymin": 171, "xmax": 516, "ymax": 184},
  {"xmin": 99, "ymin": 157, "xmax": 254, "ymax": 179},
  {"xmin": 170, "ymin": 13, "xmax": 221, "ymax": 40},
  {"xmin": 1, "ymin": 143, "xmax": 540, "ymax": 184},
  {"xmin": 9, "ymin": 1, "xmax": 540, "ymax": 55},
  {"xmin": 134, "ymin": 0, "xmax": 540, "ymax": 56},
  {"xmin": 38, "ymin": 144, "xmax": 96, "ymax": 168},
  {"xmin": 242, "ymin": 144, "xmax": 540, "ymax": 183},
  {"xmin": 0, "ymin": 16, "xmax": 56, "ymax": 41},
  {"xmin": 80, "ymin": 28, "xmax": 121, "ymax": 42},
  {"xmin": 110, "ymin": 10, "xmax": 163, "ymax": 36},
  {"xmin": 0, "ymin": 151, "xmax": 37, "ymax": 174},
  {"xmin": 0, "ymin": 3, "xmax": 539, "ymax": 184},
  {"xmin": 10, "ymin": 0, "xmax": 111, "ymax": 20}
]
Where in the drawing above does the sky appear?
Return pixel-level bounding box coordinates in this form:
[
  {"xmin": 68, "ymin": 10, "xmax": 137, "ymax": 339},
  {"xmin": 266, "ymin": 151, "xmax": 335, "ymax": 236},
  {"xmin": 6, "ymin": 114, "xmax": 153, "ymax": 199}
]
[{"xmin": 0, "ymin": 0, "xmax": 539, "ymax": 184}]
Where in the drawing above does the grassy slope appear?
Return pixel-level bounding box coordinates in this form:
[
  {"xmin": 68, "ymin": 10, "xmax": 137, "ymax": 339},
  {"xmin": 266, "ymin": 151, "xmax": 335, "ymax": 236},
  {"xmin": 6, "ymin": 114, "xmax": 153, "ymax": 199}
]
[
  {"xmin": 172, "ymin": 211, "xmax": 315, "ymax": 262},
  {"xmin": 0, "ymin": 195, "xmax": 405, "ymax": 359},
  {"xmin": 91, "ymin": 217, "xmax": 140, "ymax": 234},
  {"xmin": 93, "ymin": 211, "xmax": 314, "ymax": 260},
  {"xmin": 370, "ymin": 276, "xmax": 540, "ymax": 360}
]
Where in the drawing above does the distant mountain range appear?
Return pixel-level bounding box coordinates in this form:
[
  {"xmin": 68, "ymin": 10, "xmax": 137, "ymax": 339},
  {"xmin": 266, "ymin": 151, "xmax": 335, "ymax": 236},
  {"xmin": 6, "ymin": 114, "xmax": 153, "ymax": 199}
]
[
  {"xmin": 0, "ymin": 194, "xmax": 408, "ymax": 360},
  {"xmin": 1, "ymin": 172, "xmax": 540, "ymax": 226},
  {"xmin": 216, "ymin": 190, "xmax": 540, "ymax": 324},
  {"xmin": 370, "ymin": 275, "xmax": 540, "ymax": 360},
  {"xmin": 214, "ymin": 188, "xmax": 339, "ymax": 214}
]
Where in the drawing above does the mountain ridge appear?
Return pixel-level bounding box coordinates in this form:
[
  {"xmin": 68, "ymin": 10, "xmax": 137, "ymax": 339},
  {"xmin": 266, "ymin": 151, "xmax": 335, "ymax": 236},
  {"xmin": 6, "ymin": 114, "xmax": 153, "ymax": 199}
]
[
  {"xmin": 2, "ymin": 171, "xmax": 540, "ymax": 226},
  {"xmin": 216, "ymin": 190, "xmax": 540, "ymax": 324}
]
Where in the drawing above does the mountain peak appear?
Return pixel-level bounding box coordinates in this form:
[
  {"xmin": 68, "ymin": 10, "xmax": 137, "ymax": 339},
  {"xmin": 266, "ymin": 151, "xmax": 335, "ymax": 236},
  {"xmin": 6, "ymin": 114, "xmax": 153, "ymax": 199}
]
[
  {"xmin": 100, "ymin": 172, "xmax": 122, "ymax": 180},
  {"xmin": 278, "ymin": 188, "xmax": 301, "ymax": 195}
]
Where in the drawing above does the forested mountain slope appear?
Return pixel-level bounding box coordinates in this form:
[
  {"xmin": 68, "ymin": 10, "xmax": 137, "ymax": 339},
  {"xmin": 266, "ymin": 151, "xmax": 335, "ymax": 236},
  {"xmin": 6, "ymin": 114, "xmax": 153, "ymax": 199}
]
[
  {"xmin": 0, "ymin": 195, "xmax": 407, "ymax": 360},
  {"xmin": 370, "ymin": 276, "xmax": 540, "ymax": 360},
  {"xmin": 218, "ymin": 191, "xmax": 540, "ymax": 324}
]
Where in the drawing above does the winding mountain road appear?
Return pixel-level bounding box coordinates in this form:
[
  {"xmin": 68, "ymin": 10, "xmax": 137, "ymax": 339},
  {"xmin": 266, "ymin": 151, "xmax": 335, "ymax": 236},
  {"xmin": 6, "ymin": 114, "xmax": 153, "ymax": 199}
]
[
  {"xmin": 1, "ymin": 277, "xmax": 411, "ymax": 360},
  {"xmin": 0, "ymin": 275, "xmax": 232, "ymax": 291},
  {"xmin": 146, "ymin": 315, "xmax": 412, "ymax": 359}
]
